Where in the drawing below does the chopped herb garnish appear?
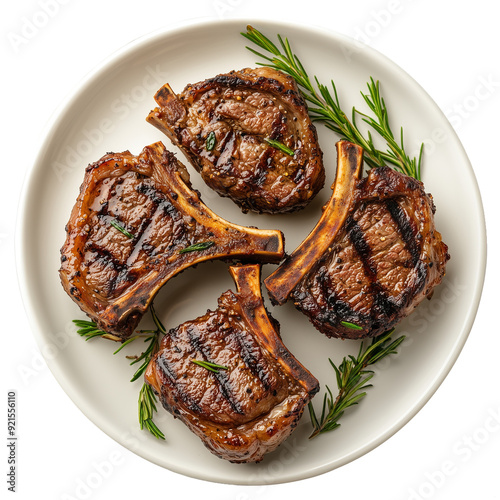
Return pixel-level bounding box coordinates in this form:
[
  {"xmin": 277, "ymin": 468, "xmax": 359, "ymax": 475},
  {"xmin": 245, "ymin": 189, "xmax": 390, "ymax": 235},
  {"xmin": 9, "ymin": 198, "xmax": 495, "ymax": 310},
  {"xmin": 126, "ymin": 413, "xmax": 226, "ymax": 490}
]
[
  {"xmin": 109, "ymin": 219, "xmax": 134, "ymax": 239},
  {"xmin": 206, "ymin": 131, "xmax": 216, "ymax": 151},
  {"xmin": 264, "ymin": 137, "xmax": 295, "ymax": 156},
  {"xmin": 191, "ymin": 359, "xmax": 229, "ymax": 373},
  {"xmin": 178, "ymin": 241, "xmax": 215, "ymax": 254},
  {"xmin": 340, "ymin": 321, "xmax": 363, "ymax": 331}
]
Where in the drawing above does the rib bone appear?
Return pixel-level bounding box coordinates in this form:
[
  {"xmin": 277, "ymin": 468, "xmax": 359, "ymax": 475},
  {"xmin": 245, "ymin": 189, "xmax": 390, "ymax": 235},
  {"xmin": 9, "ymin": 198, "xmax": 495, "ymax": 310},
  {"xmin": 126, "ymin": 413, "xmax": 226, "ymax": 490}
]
[{"xmin": 265, "ymin": 140, "xmax": 363, "ymax": 305}]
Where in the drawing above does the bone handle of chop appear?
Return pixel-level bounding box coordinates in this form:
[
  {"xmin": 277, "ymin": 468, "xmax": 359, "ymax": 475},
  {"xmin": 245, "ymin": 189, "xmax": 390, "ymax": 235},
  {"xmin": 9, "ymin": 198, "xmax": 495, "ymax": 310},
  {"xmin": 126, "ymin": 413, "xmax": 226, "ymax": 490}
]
[{"xmin": 264, "ymin": 141, "xmax": 364, "ymax": 305}]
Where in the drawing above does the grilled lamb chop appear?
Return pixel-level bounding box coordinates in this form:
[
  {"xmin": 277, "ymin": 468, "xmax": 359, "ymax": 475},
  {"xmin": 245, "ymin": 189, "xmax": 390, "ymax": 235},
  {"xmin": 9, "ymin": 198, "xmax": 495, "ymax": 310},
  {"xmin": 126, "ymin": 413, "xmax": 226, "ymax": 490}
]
[
  {"xmin": 145, "ymin": 264, "xmax": 319, "ymax": 463},
  {"xmin": 265, "ymin": 141, "xmax": 450, "ymax": 340},
  {"xmin": 146, "ymin": 67, "xmax": 324, "ymax": 214},
  {"xmin": 59, "ymin": 142, "xmax": 284, "ymax": 341}
]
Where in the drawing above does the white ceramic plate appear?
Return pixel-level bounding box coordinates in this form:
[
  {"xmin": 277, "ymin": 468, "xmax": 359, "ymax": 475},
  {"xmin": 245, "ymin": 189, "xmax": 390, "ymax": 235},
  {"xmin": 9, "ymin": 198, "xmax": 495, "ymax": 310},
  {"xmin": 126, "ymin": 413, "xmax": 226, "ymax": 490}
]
[{"xmin": 17, "ymin": 19, "xmax": 486, "ymax": 485}]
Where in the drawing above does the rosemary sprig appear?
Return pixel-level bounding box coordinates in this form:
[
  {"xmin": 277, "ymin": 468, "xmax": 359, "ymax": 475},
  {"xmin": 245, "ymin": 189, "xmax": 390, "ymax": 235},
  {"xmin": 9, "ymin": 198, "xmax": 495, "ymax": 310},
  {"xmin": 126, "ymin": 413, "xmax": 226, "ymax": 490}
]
[
  {"xmin": 241, "ymin": 25, "xmax": 422, "ymax": 180},
  {"xmin": 73, "ymin": 304, "xmax": 166, "ymax": 440},
  {"xmin": 131, "ymin": 305, "xmax": 166, "ymax": 440},
  {"xmin": 357, "ymin": 78, "xmax": 423, "ymax": 180},
  {"xmin": 190, "ymin": 359, "xmax": 229, "ymax": 373},
  {"xmin": 308, "ymin": 329, "xmax": 405, "ymax": 439}
]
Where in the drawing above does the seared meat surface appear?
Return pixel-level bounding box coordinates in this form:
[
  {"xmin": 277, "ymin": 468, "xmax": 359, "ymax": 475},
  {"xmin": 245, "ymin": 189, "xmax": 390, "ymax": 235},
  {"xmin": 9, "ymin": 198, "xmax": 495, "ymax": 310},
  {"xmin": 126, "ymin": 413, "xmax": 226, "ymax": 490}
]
[
  {"xmin": 59, "ymin": 142, "xmax": 284, "ymax": 341},
  {"xmin": 265, "ymin": 141, "xmax": 450, "ymax": 340},
  {"xmin": 146, "ymin": 67, "xmax": 324, "ymax": 214},
  {"xmin": 145, "ymin": 265, "xmax": 319, "ymax": 463}
]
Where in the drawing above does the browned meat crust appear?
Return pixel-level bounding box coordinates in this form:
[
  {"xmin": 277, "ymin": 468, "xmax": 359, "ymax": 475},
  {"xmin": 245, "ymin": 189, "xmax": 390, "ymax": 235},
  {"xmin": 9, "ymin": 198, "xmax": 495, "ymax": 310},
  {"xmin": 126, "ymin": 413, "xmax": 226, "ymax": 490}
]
[
  {"xmin": 59, "ymin": 142, "xmax": 284, "ymax": 340},
  {"xmin": 146, "ymin": 67, "xmax": 325, "ymax": 214},
  {"xmin": 145, "ymin": 264, "xmax": 319, "ymax": 463},
  {"xmin": 265, "ymin": 141, "xmax": 450, "ymax": 340}
]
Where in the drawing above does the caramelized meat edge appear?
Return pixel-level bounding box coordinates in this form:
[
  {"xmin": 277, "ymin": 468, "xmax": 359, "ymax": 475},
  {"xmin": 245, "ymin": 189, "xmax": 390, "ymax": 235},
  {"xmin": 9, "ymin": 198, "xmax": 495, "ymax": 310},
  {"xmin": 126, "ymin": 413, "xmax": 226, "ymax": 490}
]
[
  {"xmin": 265, "ymin": 141, "xmax": 450, "ymax": 339},
  {"xmin": 145, "ymin": 264, "xmax": 319, "ymax": 463},
  {"xmin": 146, "ymin": 67, "xmax": 325, "ymax": 214},
  {"xmin": 59, "ymin": 142, "xmax": 284, "ymax": 340}
]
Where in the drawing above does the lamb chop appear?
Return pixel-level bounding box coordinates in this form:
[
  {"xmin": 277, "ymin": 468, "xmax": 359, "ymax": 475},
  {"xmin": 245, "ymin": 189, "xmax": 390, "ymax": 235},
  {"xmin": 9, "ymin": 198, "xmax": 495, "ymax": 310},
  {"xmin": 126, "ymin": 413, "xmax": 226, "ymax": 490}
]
[
  {"xmin": 59, "ymin": 142, "xmax": 284, "ymax": 341},
  {"xmin": 265, "ymin": 141, "xmax": 450, "ymax": 340},
  {"xmin": 145, "ymin": 264, "xmax": 319, "ymax": 463},
  {"xmin": 146, "ymin": 67, "xmax": 324, "ymax": 214}
]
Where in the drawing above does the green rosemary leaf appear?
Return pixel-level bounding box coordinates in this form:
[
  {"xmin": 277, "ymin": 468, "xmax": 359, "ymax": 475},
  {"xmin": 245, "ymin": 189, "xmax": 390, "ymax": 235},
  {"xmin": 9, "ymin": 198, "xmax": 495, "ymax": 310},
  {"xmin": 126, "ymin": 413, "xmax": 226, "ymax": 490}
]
[
  {"xmin": 129, "ymin": 334, "xmax": 160, "ymax": 381},
  {"xmin": 109, "ymin": 219, "xmax": 135, "ymax": 239},
  {"xmin": 178, "ymin": 241, "xmax": 215, "ymax": 254},
  {"xmin": 191, "ymin": 359, "xmax": 229, "ymax": 373},
  {"xmin": 340, "ymin": 320, "xmax": 363, "ymax": 331},
  {"xmin": 138, "ymin": 383, "xmax": 165, "ymax": 440},
  {"xmin": 73, "ymin": 319, "xmax": 108, "ymax": 340},
  {"xmin": 206, "ymin": 131, "xmax": 216, "ymax": 151},
  {"xmin": 72, "ymin": 319, "xmax": 95, "ymax": 328},
  {"xmin": 308, "ymin": 397, "xmax": 321, "ymax": 430},
  {"xmin": 149, "ymin": 303, "xmax": 166, "ymax": 334},
  {"xmin": 113, "ymin": 335, "xmax": 141, "ymax": 354},
  {"xmin": 264, "ymin": 137, "xmax": 295, "ymax": 156}
]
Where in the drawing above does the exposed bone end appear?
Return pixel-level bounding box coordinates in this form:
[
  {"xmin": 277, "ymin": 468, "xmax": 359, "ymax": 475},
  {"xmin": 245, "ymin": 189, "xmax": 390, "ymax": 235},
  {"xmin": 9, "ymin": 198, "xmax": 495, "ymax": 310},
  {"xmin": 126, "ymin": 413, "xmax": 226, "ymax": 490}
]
[
  {"xmin": 264, "ymin": 141, "xmax": 364, "ymax": 305},
  {"xmin": 230, "ymin": 264, "xmax": 319, "ymax": 398}
]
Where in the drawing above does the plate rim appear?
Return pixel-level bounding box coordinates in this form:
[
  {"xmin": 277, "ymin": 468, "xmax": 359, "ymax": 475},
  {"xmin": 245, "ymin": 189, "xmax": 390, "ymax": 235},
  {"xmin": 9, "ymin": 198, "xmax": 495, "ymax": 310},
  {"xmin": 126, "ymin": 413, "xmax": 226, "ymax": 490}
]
[{"xmin": 15, "ymin": 17, "xmax": 487, "ymax": 485}]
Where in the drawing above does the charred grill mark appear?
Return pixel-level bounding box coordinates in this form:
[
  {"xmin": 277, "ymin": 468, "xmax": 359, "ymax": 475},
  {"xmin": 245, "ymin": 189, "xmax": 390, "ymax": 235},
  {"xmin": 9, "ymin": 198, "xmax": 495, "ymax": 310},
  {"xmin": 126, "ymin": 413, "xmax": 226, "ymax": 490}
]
[
  {"xmin": 84, "ymin": 242, "xmax": 126, "ymax": 293},
  {"xmin": 202, "ymin": 73, "xmax": 287, "ymax": 96},
  {"xmin": 156, "ymin": 355, "xmax": 203, "ymax": 414},
  {"xmin": 412, "ymin": 260, "xmax": 429, "ymax": 297},
  {"xmin": 345, "ymin": 214, "xmax": 400, "ymax": 323},
  {"xmin": 325, "ymin": 292, "xmax": 367, "ymax": 327},
  {"xmin": 94, "ymin": 185, "xmax": 134, "ymax": 237},
  {"xmin": 312, "ymin": 264, "xmax": 367, "ymax": 328},
  {"xmin": 229, "ymin": 328, "xmax": 271, "ymax": 391},
  {"xmin": 269, "ymin": 113, "xmax": 288, "ymax": 142},
  {"xmin": 215, "ymin": 131, "xmax": 236, "ymax": 172},
  {"xmin": 88, "ymin": 178, "xmax": 182, "ymax": 294},
  {"xmin": 206, "ymin": 74, "xmax": 252, "ymax": 89},
  {"xmin": 251, "ymin": 149, "xmax": 272, "ymax": 187},
  {"xmin": 283, "ymin": 88, "xmax": 306, "ymax": 107},
  {"xmin": 346, "ymin": 216, "xmax": 377, "ymax": 279},
  {"xmin": 186, "ymin": 326, "xmax": 244, "ymax": 415},
  {"xmin": 386, "ymin": 199, "xmax": 421, "ymax": 267},
  {"xmin": 256, "ymin": 76, "xmax": 285, "ymax": 92},
  {"xmin": 132, "ymin": 180, "xmax": 193, "ymax": 257},
  {"xmin": 136, "ymin": 181, "xmax": 179, "ymax": 218},
  {"xmin": 385, "ymin": 198, "xmax": 428, "ymax": 302},
  {"xmin": 371, "ymin": 288, "xmax": 400, "ymax": 320}
]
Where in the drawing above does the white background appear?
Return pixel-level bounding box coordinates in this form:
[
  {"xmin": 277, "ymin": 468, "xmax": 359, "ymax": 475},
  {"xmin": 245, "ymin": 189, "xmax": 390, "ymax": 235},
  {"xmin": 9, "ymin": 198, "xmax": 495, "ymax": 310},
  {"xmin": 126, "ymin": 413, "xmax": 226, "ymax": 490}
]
[{"xmin": 2, "ymin": 1, "xmax": 499, "ymax": 499}]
